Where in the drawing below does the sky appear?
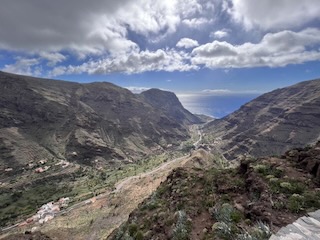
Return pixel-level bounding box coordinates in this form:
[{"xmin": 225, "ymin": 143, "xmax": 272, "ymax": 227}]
[{"xmin": 0, "ymin": 0, "xmax": 320, "ymax": 103}]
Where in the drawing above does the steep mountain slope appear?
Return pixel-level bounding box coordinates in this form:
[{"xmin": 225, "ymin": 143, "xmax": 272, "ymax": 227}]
[
  {"xmin": 204, "ymin": 79, "xmax": 320, "ymax": 160},
  {"xmin": 109, "ymin": 142, "xmax": 320, "ymax": 240},
  {"xmin": 0, "ymin": 71, "xmax": 200, "ymax": 170},
  {"xmin": 0, "ymin": 71, "xmax": 202, "ymax": 228},
  {"xmin": 140, "ymin": 89, "xmax": 201, "ymax": 125}
]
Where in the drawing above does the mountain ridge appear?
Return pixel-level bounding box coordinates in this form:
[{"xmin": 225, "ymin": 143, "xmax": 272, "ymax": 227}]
[
  {"xmin": 203, "ymin": 78, "xmax": 320, "ymax": 160},
  {"xmin": 0, "ymin": 71, "xmax": 201, "ymax": 170}
]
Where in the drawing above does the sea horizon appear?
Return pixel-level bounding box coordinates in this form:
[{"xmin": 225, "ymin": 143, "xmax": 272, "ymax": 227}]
[{"xmin": 178, "ymin": 94, "xmax": 260, "ymax": 119}]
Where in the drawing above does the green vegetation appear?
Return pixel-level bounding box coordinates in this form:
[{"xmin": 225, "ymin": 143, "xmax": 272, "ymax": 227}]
[
  {"xmin": 181, "ymin": 141, "xmax": 194, "ymax": 153},
  {"xmin": 269, "ymin": 178, "xmax": 306, "ymax": 195},
  {"xmin": 237, "ymin": 221, "xmax": 272, "ymax": 240},
  {"xmin": 211, "ymin": 203, "xmax": 243, "ymax": 239},
  {"xmin": 253, "ymin": 164, "xmax": 283, "ymax": 178},
  {"xmin": 173, "ymin": 210, "xmax": 191, "ymax": 240},
  {"xmin": 0, "ymin": 180, "xmax": 72, "ymax": 226},
  {"xmin": 0, "ymin": 150, "xmax": 184, "ymax": 227},
  {"xmin": 111, "ymin": 142, "xmax": 320, "ymax": 240}
]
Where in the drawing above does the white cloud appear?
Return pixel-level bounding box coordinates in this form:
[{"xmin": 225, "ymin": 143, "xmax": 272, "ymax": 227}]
[
  {"xmin": 50, "ymin": 49, "xmax": 199, "ymax": 76},
  {"xmin": 192, "ymin": 28, "xmax": 320, "ymax": 68},
  {"xmin": 0, "ymin": 0, "xmax": 137, "ymax": 55},
  {"xmin": 176, "ymin": 38, "xmax": 199, "ymax": 49},
  {"xmin": 182, "ymin": 17, "xmax": 213, "ymax": 28},
  {"xmin": 229, "ymin": 0, "xmax": 320, "ymax": 30},
  {"xmin": 193, "ymin": 41, "xmax": 237, "ymax": 57},
  {"xmin": 2, "ymin": 58, "xmax": 41, "ymax": 76},
  {"xmin": 0, "ymin": 0, "xmax": 204, "ymax": 56},
  {"xmin": 210, "ymin": 29, "xmax": 230, "ymax": 39},
  {"xmin": 49, "ymin": 28, "xmax": 320, "ymax": 75},
  {"xmin": 38, "ymin": 52, "xmax": 67, "ymax": 67}
]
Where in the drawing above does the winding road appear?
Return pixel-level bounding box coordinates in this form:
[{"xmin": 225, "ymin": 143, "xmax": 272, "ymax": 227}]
[{"xmin": 1, "ymin": 125, "xmax": 203, "ymax": 239}]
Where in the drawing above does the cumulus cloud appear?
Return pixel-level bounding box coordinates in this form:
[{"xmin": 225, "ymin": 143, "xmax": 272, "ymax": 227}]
[
  {"xmin": 1, "ymin": 0, "xmax": 319, "ymax": 76},
  {"xmin": 3, "ymin": 58, "xmax": 41, "ymax": 76},
  {"xmin": 176, "ymin": 38, "xmax": 199, "ymax": 49},
  {"xmin": 38, "ymin": 52, "xmax": 67, "ymax": 67},
  {"xmin": 228, "ymin": 0, "xmax": 320, "ymax": 30},
  {"xmin": 192, "ymin": 28, "xmax": 320, "ymax": 68},
  {"xmin": 50, "ymin": 49, "xmax": 198, "ymax": 76},
  {"xmin": 0, "ymin": 0, "xmax": 205, "ymax": 56},
  {"xmin": 49, "ymin": 28, "xmax": 320, "ymax": 75},
  {"xmin": 182, "ymin": 17, "xmax": 213, "ymax": 28},
  {"xmin": 210, "ymin": 29, "xmax": 230, "ymax": 39},
  {"xmin": 0, "ymin": 0, "xmax": 136, "ymax": 55}
]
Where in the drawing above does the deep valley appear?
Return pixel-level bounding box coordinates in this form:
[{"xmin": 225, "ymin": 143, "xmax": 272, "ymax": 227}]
[{"xmin": 1, "ymin": 73, "xmax": 320, "ymax": 240}]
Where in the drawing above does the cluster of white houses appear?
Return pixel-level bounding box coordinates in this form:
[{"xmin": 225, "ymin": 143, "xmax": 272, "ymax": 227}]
[{"xmin": 19, "ymin": 197, "xmax": 70, "ymax": 227}]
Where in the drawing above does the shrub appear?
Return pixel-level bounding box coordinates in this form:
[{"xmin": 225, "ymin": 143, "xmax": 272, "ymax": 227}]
[
  {"xmin": 173, "ymin": 210, "xmax": 190, "ymax": 240},
  {"xmin": 270, "ymin": 179, "xmax": 306, "ymax": 195},
  {"xmin": 134, "ymin": 231, "xmax": 144, "ymax": 240},
  {"xmin": 237, "ymin": 221, "xmax": 271, "ymax": 240},
  {"xmin": 253, "ymin": 164, "xmax": 283, "ymax": 178},
  {"xmin": 212, "ymin": 203, "xmax": 234, "ymax": 223},
  {"xmin": 212, "ymin": 222, "xmax": 232, "ymax": 239},
  {"xmin": 280, "ymin": 182, "xmax": 292, "ymax": 190},
  {"xmin": 128, "ymin": 223, "xmax": 138, "ymax": 237},
  {"xmin": 303, "ymin": 191, "xmax": 320, "ymax": 209},
  {"xmin": 288, "ymin": 194, "xmax": 304, "ymax": 213},
  {"xmin": 211, "ymin": 203, "xmax": 243, "ymax": 239}
]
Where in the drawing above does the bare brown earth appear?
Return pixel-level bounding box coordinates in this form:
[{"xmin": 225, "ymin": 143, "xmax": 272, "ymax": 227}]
[
  {"xmin": 0, "ymin": 127, "xmax": 203, "ymax": 240},
  {"xmin": 31, "ymin": 154, "xmax": 191, "ymax": 239},
  {"xmin": 110, "ymin": 142, "xmax": 320, "ymax": 239}
]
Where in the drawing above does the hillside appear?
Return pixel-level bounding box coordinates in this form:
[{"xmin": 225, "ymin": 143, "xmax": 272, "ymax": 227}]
[
  {"xmin": 110, "ymin": 142, "xmax": 320, "ymax": 239},
  {"xmin": 0, "ymin": 71, "xmax": 201, "ymax": 228},
  {"xmin": 0, "ymin": 71, "xmax": 201, "ymax": 169},
  {"xmin": 140, "ymin": 89, "xmax": 201, "ymax": 126},
  {"xmin": 203, "ymin": 79, "xmax": 320, "ymax": 160}
]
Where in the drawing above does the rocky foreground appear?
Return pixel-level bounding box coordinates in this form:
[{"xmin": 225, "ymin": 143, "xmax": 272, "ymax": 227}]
[{"xmin": 110, "ymin": 142, "xmax": 320, "ymax": 239}]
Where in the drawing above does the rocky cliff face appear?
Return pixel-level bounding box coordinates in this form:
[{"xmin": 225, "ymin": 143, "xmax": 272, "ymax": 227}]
[
  {"xmin": 140, "ymin": 89, "xmax": 201, "ymax": 125},
  {"xmin": 0, "ymin": 71, "xmax": 199, "ymax": 170},
  {"xmin": 204, "ymin": 79, "xmax": 320, "ymax": 160}
]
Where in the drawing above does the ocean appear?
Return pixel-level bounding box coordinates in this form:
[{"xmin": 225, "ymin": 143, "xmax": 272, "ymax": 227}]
[{"xmin": 178, "ymin": 94, "xmax": 260, "ymax": 119}]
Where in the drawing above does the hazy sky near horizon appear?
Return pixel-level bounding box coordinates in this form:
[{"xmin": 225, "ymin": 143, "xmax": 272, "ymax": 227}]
[{"xmin": 0, "ymin": 0, "xmax": 320, "ymax": 96}]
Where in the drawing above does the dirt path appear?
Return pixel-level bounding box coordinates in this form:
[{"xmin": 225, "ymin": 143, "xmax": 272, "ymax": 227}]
[
  {"xmin": 2, "ymin": 126, "xmax": 202, "ymax": 240},
  {"xmin": 38, "ymin": 155, "xmax": 192, "ymax": 240},
  {"xmin": 114, "ymin": 155, "xmax": 187, "ymax": 192},
  {"xmin": 193, "ymin": 129, "xmax": 202, "ymax": 147}
]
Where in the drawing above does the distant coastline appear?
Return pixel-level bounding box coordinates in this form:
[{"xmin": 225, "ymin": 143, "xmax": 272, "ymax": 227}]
[{"xmin": 178, "ymin": 94, "xmax": 260, "ymax": 118}]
